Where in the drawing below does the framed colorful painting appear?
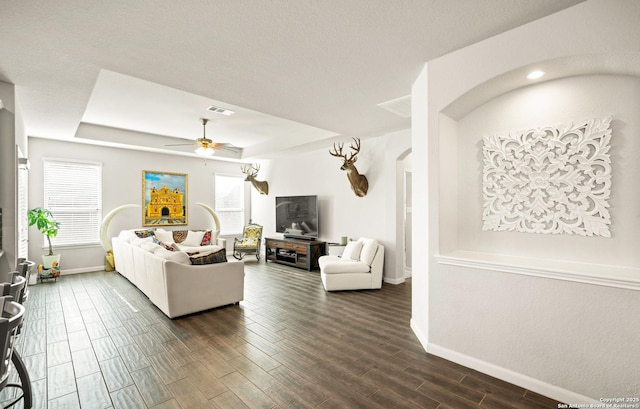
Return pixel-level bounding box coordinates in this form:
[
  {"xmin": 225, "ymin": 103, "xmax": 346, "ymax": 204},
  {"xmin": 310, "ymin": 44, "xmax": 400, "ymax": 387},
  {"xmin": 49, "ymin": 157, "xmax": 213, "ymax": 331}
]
[{"xmin": 142, "ymin": 170, "xmax": 188, "ymax": 226}]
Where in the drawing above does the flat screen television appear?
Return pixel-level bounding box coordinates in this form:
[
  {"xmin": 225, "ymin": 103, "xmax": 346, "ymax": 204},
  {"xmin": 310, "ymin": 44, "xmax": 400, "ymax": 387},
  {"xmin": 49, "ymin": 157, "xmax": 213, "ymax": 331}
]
[{"xmin": 275, "ymin": 195, "xmax": 319, "ymax": 239}]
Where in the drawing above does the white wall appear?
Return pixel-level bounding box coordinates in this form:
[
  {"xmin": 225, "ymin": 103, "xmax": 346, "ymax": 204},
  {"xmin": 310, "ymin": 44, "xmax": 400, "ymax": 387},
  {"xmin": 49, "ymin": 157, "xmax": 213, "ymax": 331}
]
[
  {"xmin": 251, "ymin": 129, "xmax": 411, "ymax": 282},
  {"xmin": 28, "ymin": 138, "xmax": 248, "ymax": 273},
  {"xmin": 412, "ymin": 0, "xmax": 640, "ymax": 402},
  {"xmin": 28, "ymin": 129, "xmax": 411, "ymax": 279}
]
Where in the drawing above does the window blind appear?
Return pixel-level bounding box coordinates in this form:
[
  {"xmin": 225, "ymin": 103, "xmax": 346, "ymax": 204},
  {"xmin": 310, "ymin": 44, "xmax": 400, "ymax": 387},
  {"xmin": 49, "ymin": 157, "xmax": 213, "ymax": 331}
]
[
  {"xmin": 17, "ymin": 164, "xmax": 29, "ymax": 259},
  {"xmin": 43, "ymin": 159, "xmax": 103, "ymax": 247},
  {"xmin": 214, "ymin": 174, "xmax": 244, "ymax": 235}
]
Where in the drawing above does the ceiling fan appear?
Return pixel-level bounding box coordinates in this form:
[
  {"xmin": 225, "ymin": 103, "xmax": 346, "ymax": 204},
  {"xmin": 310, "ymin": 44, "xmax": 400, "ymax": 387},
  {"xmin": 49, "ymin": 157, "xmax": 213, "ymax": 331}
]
[{"xmin": 165, "ymin": 118, "xmax": 237, "ymax": 156}]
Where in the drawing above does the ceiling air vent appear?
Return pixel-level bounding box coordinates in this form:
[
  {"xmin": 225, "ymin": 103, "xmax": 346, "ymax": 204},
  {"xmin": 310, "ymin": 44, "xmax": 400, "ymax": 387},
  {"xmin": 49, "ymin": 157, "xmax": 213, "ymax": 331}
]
[
  {"xmin": 207, "ymin": 105, "xmax": 235, "ymax": 116},
  {"xmin": 377, "ymin": 95, "xmax": 411, "ymax": 118}
]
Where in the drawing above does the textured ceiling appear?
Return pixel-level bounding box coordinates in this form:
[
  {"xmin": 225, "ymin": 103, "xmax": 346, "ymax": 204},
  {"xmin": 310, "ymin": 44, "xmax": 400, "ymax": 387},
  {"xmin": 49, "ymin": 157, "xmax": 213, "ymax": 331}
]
[{"xmin": 0, "ymin": 0, "xmax": 583, "ymax": 159}]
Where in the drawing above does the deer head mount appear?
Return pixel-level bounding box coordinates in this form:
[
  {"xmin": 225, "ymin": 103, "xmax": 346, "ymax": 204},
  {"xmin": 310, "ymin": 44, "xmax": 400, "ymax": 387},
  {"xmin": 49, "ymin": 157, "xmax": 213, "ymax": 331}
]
[
  {"xmin": 329, "ymin": 137, "xmax": 369, "ymax": 197},
  {"xmin": 241, "ymin": 164, "xmax": 269, "ymax": 195}
]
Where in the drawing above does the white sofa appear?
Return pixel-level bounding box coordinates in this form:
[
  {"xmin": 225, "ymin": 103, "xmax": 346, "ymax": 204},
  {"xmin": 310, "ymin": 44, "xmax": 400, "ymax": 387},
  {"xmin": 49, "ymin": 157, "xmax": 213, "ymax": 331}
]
[
  {"xmin": 318, "ymin": 238, "xmax": 384, "ymax": 291},
  {"xmin": 111, "ymin": 229, "xmax": 244, "ymax": 318}
]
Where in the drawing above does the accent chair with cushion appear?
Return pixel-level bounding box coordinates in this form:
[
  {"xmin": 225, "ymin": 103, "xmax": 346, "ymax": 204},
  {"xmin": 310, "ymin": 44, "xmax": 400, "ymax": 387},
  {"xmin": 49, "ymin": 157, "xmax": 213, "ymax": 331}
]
[
  {"xmin": 233, "ymin": 223, "xmax": 263, "ymax": 260},
  {"xmin": 318, "ymin": 237, "xmax": 384, "ymax": 291}
]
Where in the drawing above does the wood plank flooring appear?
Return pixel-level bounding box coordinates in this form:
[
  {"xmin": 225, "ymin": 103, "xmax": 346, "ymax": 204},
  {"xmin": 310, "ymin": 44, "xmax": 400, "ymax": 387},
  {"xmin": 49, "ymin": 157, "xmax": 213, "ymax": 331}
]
[{"xmin": 1, "ymin": 261, "xmax": 561, "ymax": 408}]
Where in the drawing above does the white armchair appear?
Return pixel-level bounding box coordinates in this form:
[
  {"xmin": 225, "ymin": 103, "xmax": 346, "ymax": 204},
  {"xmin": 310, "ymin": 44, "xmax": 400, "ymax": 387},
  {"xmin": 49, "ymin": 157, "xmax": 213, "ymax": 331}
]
[{"xmin": 318, "ymin": 238, "xmax": 384, "ymax": 291}]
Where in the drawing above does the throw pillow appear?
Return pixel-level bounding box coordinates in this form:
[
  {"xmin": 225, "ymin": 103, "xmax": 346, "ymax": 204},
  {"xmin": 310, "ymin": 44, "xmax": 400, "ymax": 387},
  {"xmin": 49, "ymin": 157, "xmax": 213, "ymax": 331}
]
[
  {"xmin": 134, "ymin": 229, "xmax": 154, "ymax": 238},
  {"xmin": 172, "ymin": 230, "xmax": 188, "ymax": 243},
  {"xmin": 341, "ymin": 240, "xmax": 363, "ymax": 261},
  {"xmin": 154, "ymin": 228, "xmax": 174, "ymax": 243},
  {"xmin": 358, "ymin": 238, "xmax": 378, "ymax": 266},
  {"xmin": 189, "ymin": 248, "xmax": 227, "ymax": 265},
  {"xmin": 183, "ymin": 230, "xmax": 206, "ymax": 247},
  {"xmin": 200, "ymin": 230, "xmax": 212, "ymax": 246},
  {"xmin": 153, "ymin": 237, "xmax": 176, "ymax": 251}
]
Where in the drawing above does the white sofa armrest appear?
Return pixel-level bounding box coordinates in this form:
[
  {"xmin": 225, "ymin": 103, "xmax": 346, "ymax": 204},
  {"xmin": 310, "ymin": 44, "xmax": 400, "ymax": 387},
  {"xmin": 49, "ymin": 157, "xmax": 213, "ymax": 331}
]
[
  {"xmin": 369, "ymin": 244, "xmax": 385, "ymax": 287},
  {"xmin": 322, "ymin": 260, "xmax": 370, "ymax": 274}
]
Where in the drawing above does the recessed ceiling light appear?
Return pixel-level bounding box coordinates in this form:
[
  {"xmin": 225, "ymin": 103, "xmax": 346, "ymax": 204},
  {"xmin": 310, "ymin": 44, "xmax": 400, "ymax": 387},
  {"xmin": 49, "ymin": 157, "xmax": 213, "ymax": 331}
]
[{"xmin": 527, "ymin": 70, "xmax": 545, "ymax": 80}]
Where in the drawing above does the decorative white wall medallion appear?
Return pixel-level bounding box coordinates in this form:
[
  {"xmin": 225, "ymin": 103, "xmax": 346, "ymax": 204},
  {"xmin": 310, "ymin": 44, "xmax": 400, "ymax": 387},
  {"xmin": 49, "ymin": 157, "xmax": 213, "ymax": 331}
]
[{"xmin": 482, "ymin": 116, "xmax": 612, "ymax": 237}]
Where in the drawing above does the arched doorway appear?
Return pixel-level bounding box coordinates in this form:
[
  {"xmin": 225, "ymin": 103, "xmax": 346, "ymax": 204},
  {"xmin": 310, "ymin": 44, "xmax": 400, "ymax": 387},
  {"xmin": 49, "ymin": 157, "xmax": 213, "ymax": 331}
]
[{"xmin": 392, "ymin": 148, "xmax": 412, "ymax": 283}]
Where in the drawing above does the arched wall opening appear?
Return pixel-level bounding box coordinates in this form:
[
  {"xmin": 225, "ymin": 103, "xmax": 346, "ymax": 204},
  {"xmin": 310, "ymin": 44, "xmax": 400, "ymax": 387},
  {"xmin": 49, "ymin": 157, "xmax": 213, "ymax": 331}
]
[
  {"xmin": 436, "ymin": 56, "xmax": 640, "ymax": 278},
  {"xmin": 415, "ymin": 50, "xmax": 640, "ymax": 402}
]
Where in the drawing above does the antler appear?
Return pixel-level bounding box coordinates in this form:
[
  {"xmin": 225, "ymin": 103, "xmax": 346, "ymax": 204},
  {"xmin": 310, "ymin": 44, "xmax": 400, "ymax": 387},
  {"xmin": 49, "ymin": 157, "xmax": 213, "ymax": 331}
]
[
  {"xmin": 241, "ymin": 164, "xmax": 259, "ymax": 177},
  {"xmin": 329, "ymin": 142, "xmax": 345, "ymax": 158},
  {"xmin": 347, "ymin": 137, "xmax": 361, "ymax": 162},
  {"xmin": 330, "ymin": 137, "xmax": 361, "ymax": 162}
]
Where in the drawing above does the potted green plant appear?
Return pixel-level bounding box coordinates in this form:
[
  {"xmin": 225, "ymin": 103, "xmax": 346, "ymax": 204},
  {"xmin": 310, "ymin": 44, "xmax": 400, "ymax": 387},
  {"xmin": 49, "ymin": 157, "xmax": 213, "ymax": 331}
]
[{"xmin": 28, "ymin": 207, "xmax": 61, "ymax": 268}]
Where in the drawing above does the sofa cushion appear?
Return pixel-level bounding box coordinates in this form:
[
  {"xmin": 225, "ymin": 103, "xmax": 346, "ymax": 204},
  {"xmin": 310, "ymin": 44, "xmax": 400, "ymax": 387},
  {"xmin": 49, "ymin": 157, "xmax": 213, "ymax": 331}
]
[
  {"xmin": 131, "ymin": 237, "xmax": 154, "ymax": 246},
  {"xmin": 141, "ymin": 242, "xmax": 161, "ymax": 252},
  {"xmin": 342, "ymin": 240, "xmax": 363, "ymax": 261},
  {"xmin": 183, "ymin": 230, "xmax": 206, "ymax": 247},
  {"xmin": 154, "ymin": 229, "xmax": 174, "ymax": 243},
  {"xmin": 119, "ymin": 230, "xmax": 138, "ymax": 242},
  {"xmin": 153, "ymin": 247, "xmax": 190, "ymax": 264},
  {"xmin": 189, "ymin": 248, "xmax": 227, "ymax": 265},
  {"xmin": 358, "ymin": 238, "xmax": 378, "ymax": 266},
  {"xmin": 174, "ymin": 244, "xmax": 223, "ymax": 253}
]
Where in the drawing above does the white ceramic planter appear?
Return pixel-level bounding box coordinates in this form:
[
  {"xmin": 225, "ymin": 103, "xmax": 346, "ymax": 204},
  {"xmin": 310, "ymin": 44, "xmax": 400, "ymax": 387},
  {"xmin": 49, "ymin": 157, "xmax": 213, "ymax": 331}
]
[{"xmin": 42, "ymin": 253, "xmax": 61, "ymax": 269}]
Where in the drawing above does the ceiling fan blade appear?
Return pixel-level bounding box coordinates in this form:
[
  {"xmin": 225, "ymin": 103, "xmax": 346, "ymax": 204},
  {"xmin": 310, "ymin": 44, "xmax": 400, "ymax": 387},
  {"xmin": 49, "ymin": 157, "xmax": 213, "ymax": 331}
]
[
  {"xmin": 164, "ymin": 143, "xmax": 196, "ymax": 146},
  {"xmin": 212, "ymin": 143, "xmax": 239, "ymax": 153}
]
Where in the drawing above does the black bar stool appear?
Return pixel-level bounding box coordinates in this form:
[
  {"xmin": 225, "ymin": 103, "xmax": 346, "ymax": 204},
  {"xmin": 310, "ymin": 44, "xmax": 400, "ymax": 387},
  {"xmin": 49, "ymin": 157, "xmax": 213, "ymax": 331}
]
[
  {"xmin": 0, "ymin": 261, "xmax": 34, "ymax": 409},
  {"xmin": 0, "ymin": 295, "xmax": 26, "ymax": 409}
]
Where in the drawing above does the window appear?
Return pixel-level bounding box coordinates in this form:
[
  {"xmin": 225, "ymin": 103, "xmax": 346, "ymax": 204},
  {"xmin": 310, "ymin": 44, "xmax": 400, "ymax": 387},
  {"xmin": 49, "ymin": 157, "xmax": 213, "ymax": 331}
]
[
  {"xmin": 214, "ymin": 174, "xmax": 245, "ymax": 235},
  {"xmin": 43, "ymin": 159, "xmax": 102, "ymax": 247}
]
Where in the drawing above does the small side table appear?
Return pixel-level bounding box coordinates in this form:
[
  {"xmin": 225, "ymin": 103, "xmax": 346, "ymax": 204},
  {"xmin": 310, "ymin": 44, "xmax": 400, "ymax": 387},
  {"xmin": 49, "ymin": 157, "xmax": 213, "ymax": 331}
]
[{"xmin": 326, "ymin": 243, "xmax": 346, "ymax": 256}]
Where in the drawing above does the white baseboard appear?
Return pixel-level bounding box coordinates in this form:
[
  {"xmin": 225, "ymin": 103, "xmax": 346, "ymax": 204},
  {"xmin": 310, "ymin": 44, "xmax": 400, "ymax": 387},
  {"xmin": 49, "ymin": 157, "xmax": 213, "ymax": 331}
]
[
  {"xmin": 426, "ymin": 342, "xmax": 597, "ymax": 405},
  {"xmin": 410, "ymin": 318, "xmax": 429, "ymax": 351},
  {"xmin": 384, "ymin": 276, "xmax": 406, "ymax": 285},
  {"xmin": 61, "ymin": 265, "xmax": 104, "ymax": 275},
  {"xmin": 404, "ymin": 266, "xmax": 412, "ymax": 278}
]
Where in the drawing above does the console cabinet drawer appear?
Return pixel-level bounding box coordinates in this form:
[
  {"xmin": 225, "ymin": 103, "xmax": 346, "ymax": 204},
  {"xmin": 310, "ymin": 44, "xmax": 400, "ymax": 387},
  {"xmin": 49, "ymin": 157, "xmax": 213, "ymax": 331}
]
[{"xmin": 278, "ymin": 242, "xmax": 307, "ymax": 252}]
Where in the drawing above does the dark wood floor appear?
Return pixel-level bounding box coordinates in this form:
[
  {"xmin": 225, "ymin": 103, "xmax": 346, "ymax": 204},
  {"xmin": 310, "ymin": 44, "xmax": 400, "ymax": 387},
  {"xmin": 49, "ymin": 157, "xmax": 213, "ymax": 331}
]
[{"xmin": 1, "ymin": 261, "xmax": 560, "ymax": 408}]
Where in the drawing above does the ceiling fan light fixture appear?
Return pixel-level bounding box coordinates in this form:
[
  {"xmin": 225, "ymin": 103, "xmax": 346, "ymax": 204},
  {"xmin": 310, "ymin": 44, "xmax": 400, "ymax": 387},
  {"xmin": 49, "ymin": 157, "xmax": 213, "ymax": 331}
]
[{"xmin": 195, "ymin": 146, "xmax": 215, "ymax": 156}]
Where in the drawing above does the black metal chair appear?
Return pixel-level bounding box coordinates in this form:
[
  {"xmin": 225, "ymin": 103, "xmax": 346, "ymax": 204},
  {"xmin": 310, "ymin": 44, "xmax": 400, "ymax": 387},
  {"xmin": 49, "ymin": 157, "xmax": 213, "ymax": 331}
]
[
  {"xmin": 0, "ymin": 260, "xmax": 35, "ymax": 409},
  {"xmin": 16, "ymin": 261, "xmax": 35, "ymax": 305},
  {"xmin": 0, "ymin": 272, "xmax": 26, "ymax": 302},
  {"xmin": 0, "ymin": 295, "xmax": 26, "ymax": 409}
]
